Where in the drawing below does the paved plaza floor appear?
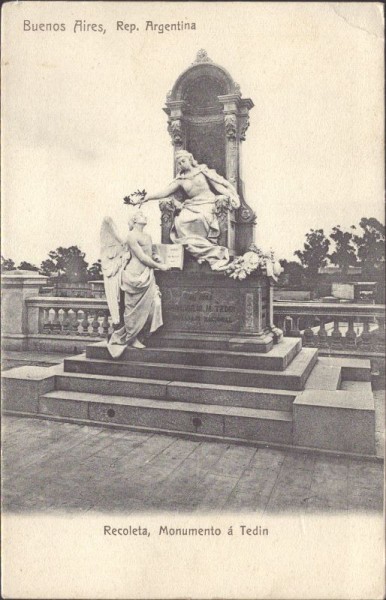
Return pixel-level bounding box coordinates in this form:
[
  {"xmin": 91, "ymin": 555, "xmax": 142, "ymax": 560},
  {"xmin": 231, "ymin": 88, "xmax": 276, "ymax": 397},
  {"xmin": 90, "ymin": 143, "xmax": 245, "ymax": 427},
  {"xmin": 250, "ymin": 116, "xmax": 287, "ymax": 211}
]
[{"xmin": 2, "ymin": 411, "xmax": 383, "ymax": 514}]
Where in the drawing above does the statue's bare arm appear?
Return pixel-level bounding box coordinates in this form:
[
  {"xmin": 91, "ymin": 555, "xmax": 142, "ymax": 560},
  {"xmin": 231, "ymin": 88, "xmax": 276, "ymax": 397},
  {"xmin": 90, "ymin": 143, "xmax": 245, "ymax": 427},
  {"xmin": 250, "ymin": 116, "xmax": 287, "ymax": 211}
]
[
  {"xmin": 127, "ymin": 234, "xmax": 168, "ymax": 270},
  {"xmin": 145, "ymin": 180, "xmax": 181, "ymax": 201}
]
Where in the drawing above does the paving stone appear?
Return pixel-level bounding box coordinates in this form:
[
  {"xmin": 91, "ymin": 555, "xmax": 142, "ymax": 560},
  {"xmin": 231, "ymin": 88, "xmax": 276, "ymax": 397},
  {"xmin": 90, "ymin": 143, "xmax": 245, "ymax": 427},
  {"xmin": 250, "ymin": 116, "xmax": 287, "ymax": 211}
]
[
  {"xmin": 2, "ymin": 416, "xmax": 383, "ymax": 514},
  {"xmin": 224, "ymin": 466, "xmax": 280, "ymax": 512},
  {"xmin": 207, "ymin": 444, "xmax": 257, "ymax": 478}
]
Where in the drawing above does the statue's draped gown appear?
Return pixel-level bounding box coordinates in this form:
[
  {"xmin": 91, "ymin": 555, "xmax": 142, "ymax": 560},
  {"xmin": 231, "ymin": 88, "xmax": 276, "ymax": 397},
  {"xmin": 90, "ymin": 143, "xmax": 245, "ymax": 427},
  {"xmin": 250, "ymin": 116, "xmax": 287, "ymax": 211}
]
[
  {"xmin": 169, "ymin": 165, "xmax": 240, "ymax": 270},
  {"xmin": 107, "ymin": 252, "xmax": 163, "ymax": 358}
]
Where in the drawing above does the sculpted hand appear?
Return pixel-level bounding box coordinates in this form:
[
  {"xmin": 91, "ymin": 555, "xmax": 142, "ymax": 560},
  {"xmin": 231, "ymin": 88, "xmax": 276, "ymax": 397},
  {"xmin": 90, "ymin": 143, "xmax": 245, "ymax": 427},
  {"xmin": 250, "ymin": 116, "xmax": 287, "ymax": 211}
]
[{"xmin": 157, "ymin": 262, "xmax": 170, "ymax": 271}]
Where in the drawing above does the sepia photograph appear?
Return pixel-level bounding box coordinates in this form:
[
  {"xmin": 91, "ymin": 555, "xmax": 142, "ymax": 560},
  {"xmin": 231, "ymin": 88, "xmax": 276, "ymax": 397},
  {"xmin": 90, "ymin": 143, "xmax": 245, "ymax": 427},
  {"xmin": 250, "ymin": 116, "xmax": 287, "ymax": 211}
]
[{"xmin": 1, "ymin": 1, "xmax": 384, "ymax": 598}]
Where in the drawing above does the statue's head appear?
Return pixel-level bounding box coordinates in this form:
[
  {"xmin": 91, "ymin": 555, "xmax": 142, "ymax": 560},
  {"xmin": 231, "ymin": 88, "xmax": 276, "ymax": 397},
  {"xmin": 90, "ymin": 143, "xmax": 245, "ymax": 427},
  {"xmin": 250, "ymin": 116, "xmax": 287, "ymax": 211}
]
[
  {"xmin": 128, "ymin": 210, "xmax": 147, "ymax": 230},
  {"xmin": 175, "ymin": 150, "xmax": 198, "ymax": 173}
]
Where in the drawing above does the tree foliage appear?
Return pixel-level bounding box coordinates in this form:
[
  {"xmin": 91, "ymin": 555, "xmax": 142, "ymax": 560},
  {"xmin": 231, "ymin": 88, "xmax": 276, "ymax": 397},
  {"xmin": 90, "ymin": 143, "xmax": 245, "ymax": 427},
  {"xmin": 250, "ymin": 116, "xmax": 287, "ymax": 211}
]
[
  {"xmin": 294, "ymin": 229, "xmax": 330, "ymax": 279},
  {"xmin": 328, "ymin": 226, "xmax": 357, "ymax": 274},
  {"xmin": 277, "ymin": 259, "xmax": 306, "ymax": 287},
  {"xmin": 40, "ymin": 246, "xmax": 89, "ymax": 282},
  {"xmin": 1, "ymin": 255, "xmax": 16, "ymax": 272},
  {"xmin": 17, "ymin": 261, "xmax": 39, "ymax": 271},
  {"xmin": 88, "ymin": 259, "xmax": 103, "ymax": 281},
  {"xmin": 352, "ymin": 217, "xmax": 385, "ymax": 276}
]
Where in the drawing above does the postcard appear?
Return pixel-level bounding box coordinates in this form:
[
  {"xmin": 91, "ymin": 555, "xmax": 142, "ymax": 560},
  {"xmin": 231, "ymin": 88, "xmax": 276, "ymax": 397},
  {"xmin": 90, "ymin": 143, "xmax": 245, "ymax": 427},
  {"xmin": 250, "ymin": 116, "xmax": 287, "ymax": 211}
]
[{"xmin": 1, "ymin": 2, "xmax": 384, "ymax": 598}]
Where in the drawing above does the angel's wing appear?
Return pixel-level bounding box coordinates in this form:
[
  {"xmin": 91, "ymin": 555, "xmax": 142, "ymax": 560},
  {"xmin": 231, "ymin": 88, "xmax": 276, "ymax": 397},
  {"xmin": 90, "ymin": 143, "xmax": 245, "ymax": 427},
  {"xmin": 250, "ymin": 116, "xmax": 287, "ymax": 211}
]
[{"xmin": 100, "ymin": 217, "xmax": 129, "ymax": 324}]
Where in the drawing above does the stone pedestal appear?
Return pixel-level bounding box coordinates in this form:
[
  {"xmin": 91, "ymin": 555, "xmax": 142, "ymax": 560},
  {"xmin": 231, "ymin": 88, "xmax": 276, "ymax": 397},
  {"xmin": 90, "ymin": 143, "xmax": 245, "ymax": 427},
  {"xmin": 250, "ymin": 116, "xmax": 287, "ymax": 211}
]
[
  {"xmin": 1, "ymin": 270, "xmax": 48, "ymax": 350},
  {"xmin": 153, "ymin": 261, "xmax": 280, "ymax": 353}
]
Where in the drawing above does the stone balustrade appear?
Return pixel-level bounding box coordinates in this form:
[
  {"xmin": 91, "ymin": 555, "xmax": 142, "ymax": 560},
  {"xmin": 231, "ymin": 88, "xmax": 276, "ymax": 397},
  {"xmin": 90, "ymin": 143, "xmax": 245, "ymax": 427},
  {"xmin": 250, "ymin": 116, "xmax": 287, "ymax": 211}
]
[
  {"xmin": 1, "ymin": 272, "xmax": 385, "ymax": 368},
  {"xmin": 273, "ymin": 301, "xmax": 385, "ymax": 355},
  {"xmin": 27, "ymin": 296, "xmax": 113, "ymax": 337}
]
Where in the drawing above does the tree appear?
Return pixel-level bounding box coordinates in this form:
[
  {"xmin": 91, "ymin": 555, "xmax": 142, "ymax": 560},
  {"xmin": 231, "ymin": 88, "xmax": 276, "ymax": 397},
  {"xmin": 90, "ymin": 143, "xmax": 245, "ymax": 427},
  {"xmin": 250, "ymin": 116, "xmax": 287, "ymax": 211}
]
[
  {"xmin": 17, "ymin": 261, "xmax": 39, "ymax": 271},
  {"xmin": 40, "ymin": 246, "xmax": 89, "ymax": 282},
  {"xmin": 352, "ymin": 217, "xmax": 385, "ymax": 276},
  {"xmin": 88, "ymin": 259, "xmax": 103, "ymax": 281},
  {"xmin": 328, "ymin": 226, "xmax": 357, "ymax": 274},
  {"xmin": 294, "ymin": 229, "xmax": 330, "ymax": 280},
  {"xmin": 277, "ymin": 259, "xmax": 306, "ymax": 288},
  {"xmin": 1, "ymin": 255, "xmax": 16, "ymax": 272}
]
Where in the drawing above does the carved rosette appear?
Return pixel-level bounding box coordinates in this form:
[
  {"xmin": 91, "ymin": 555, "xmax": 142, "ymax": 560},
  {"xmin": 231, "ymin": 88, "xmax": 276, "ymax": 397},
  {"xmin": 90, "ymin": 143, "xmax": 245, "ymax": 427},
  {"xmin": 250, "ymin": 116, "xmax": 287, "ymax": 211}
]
[{"xmin": 224, "ymin": 114, "xmax": 237, "ymax": 140}]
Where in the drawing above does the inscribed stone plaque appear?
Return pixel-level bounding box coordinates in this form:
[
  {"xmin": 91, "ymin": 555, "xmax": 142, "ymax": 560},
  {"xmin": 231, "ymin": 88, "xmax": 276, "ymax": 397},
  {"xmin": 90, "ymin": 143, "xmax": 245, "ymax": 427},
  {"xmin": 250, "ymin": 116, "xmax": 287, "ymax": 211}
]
[{"xmin": 161, "ymin": 287, "xmax": 240, "ymax": 332}]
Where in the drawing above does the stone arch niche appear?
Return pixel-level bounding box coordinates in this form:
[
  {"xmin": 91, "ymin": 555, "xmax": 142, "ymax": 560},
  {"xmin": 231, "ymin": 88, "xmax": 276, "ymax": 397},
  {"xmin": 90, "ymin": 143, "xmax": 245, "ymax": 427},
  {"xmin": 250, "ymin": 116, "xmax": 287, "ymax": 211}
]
[{"xmin": 163, "ymin": 49, "xmax": 257, "ymax": 255}]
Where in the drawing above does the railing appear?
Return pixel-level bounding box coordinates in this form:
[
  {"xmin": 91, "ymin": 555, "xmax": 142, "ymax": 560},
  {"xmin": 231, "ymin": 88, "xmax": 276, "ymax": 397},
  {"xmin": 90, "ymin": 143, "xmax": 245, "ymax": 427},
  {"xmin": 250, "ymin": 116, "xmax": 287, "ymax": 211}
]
[
  {"xmin": 25, "ymin": 297, "xmax": 385, "ymax": 353},
  {"xmin": 26, "ymin": 297, "xmax": 113, "ymax": 339},
  {"xmin": 273, "ymin": 302, "xmax": 385, "ymax": 354}
]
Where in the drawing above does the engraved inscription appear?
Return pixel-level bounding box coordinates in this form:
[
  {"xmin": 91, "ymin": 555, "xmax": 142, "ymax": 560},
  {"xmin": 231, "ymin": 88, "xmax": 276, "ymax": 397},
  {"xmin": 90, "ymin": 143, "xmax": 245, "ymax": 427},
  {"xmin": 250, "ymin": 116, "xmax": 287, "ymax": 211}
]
[{"xmin": 161, "ymin": 288, "xmax": 240, "ymax": 332}]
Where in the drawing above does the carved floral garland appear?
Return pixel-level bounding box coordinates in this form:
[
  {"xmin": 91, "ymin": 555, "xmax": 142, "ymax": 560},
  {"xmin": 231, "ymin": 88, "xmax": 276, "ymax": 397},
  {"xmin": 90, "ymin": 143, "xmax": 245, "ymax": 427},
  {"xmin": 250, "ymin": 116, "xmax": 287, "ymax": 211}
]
[{"xmin": 225, "ymin": 244, "xmax": 283, "ymax": 281}]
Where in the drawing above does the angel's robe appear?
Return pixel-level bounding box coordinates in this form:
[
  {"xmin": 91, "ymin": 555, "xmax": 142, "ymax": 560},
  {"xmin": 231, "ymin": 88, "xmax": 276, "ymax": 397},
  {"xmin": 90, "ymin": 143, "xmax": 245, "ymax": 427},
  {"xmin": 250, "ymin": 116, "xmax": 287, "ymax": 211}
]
[
  {"xmin": 169, "ymin": 165, "xmax": 240, "ymax": 270},
  {"xmin": 107, "ymin": 266, "xmax": 162, "ymax": 358}
]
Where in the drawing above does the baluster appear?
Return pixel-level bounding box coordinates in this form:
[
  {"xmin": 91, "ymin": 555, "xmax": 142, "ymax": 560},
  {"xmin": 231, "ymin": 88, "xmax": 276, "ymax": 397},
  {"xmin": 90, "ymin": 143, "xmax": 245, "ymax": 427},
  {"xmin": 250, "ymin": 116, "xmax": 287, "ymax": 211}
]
[
  {"xmin": 72, "ymin": 308, "xmax": 80, "ymax": 335},
  {"xmin": 101, "ymin": 313, "xmax": 110, "ymax": 337},
  {"xmin": 79, "ymin": 310, "xmax": 89, "ymax": 335},
  {"xmin": 359, "ymin": 316, "xmax": 372, "ymax": 350},
  {"xmin": 90, "ymin": 312, "xmax": 100, "ymax": 336},
  {"xmin": 292, "ymin": 316, "xmax": 301, "ymax": 337},
  {"xmin": 284, "ymin": 316, "xmax": 293, "ymax": 336},
  {"xmin": 97, "ymin": 312, "xmax": 105, "ymax": 336},
  {"xmin": 42, "ymin": 308, "xmax": 52, "ymax": 334},
  {"xmin": 330, "ymin": 317, "xmax": 343, "ymax": 348},
  {"xmin": 51, "ymin": 308, "xmax": 62, "ymax": 335},
  {"xmin": 317, "ymin": 317, "xmax": 329, "ymax": 349},
  {"xmin": 107, "ymin": 316, "xmax": 114, "ymax": 335},
  {"xmin": 62, "ymin": 309, "xmax": 71, "ymax": 335},
  {"xmin": 345, "ymin": 317, "xmax": 357, "ymax": 348},
  {"xmin": 85, "ymin": 312, "xmax": 93, "ymax": 335},
  {"xmin": 373, "ymin": 317, "xmax": 385, "ymax": 352},
  {"xmin": 68, "ymin": 308, "xmax": 78, "ymax": 335},
  {"xmin": 303, "ymin": 320, "xmax": 316, "ymax": 347}
]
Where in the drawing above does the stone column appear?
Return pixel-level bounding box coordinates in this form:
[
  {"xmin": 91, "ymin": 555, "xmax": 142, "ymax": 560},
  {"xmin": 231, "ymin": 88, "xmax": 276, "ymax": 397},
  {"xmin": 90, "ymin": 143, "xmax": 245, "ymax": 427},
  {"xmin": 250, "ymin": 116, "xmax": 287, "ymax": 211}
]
[
  {"xmin": 164, "ymin": 99, "xmax": 186, "ymax": 174},
  {"xmin": 1, "ymin": 270, "xmax": 48, "ymax": 350}
]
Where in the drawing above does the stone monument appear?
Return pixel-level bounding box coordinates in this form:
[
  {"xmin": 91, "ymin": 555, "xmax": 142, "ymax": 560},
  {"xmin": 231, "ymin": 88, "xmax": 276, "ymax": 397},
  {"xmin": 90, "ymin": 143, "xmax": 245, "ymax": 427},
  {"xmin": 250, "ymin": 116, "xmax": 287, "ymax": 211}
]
[
  {"xmin": 2, "ymin": 50, "xmax": 376, "ymax": 458},
  {"xmin": 150, "ymin": 49, "xmax": 282, "ymax": 353}
]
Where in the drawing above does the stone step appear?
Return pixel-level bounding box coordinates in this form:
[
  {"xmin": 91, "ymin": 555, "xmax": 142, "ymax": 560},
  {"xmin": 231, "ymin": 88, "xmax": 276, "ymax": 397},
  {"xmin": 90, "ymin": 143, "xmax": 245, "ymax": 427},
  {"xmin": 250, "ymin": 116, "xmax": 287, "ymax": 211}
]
[
  {"xmin": 63, "ymin": 347, "xmax": 318, "ymax": 391},
  {"xmin": 340, "ymin": 380, "xmax": 373, "ymax": 393},
  {"xmin": 304, "ymin": 361, "xmax": 342, "ymax": 391},
  {"xmin": 293, "ymin": 388, "xmax": 375, "ymax": 455},
  {"xmin": 38, "ymin": 390, "xmax": 293, "ymax": 444},
  {"xmin": 55, "ymin": 369, "xmax": 297, "ymax": 411},
  {"xmin": 317, "ymin": 357, "xmax": 371, "ymax": 382},
  {"xmin": 86, "ymin": 338, "xmax": 302, "ymax": 372}
]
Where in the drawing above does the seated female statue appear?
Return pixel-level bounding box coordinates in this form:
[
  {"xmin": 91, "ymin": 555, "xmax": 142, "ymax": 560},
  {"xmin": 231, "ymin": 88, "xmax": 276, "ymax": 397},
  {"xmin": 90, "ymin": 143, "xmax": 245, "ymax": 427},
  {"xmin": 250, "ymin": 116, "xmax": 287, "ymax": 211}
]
[{"xmin": 144, "ymin": 150, "xmax": 240, "ymax": 270}]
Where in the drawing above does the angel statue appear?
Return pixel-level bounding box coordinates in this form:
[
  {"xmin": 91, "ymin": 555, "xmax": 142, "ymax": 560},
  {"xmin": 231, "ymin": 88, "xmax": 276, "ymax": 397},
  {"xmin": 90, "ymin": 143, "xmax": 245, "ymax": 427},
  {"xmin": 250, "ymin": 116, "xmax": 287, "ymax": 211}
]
[
  {"xmin": 100, "ymin": 211, "xmax": 169, "ymax": 358},
  {"xmin": 124, "ymin": 150, "xmax": 240, "ymax": 271}
]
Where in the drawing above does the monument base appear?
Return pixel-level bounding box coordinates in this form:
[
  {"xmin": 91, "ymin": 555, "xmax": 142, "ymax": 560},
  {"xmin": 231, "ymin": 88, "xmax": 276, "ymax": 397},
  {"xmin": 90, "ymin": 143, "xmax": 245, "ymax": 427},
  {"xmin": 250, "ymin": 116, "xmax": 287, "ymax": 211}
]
[{"xmin": 153, "ymin": 260, "xmax": 280, "ymax": 353}]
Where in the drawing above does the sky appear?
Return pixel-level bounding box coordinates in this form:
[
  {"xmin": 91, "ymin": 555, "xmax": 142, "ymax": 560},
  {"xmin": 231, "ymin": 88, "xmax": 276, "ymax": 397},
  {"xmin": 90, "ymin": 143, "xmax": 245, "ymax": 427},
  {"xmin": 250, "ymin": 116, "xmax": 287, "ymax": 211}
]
[{"xmin": 2, "ymin": 1, "xmax": 384, "ymax": 267}]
